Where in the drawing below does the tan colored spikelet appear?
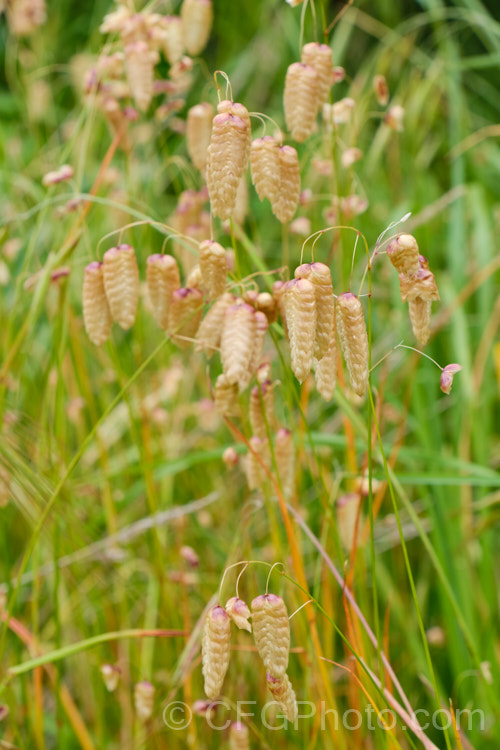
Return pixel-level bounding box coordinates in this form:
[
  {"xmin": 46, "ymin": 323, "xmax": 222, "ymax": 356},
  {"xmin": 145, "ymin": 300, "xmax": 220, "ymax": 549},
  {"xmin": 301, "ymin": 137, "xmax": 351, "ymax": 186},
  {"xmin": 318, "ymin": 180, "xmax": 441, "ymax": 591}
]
[
  {"xmin": 301, "ymin": 42, "xmax": 333, "ymax": 105},
  {"xmin": 247, "ymin": 310, "xmax": 269, "ymax": 379},
  {"xmin": 225, "ymin": 598, "xmax": 252, "ymax": 633},
  {"xmin": 229, "ymin": 721, "xmax": 250, "ymax": 750},
  {"xmin": 314, "ymin": 334, "xmax": 337, "ymax": 400},
  {"xmin": 255, "ymin": 292, "xmax": 277, "ymax": 324},
  {"xmin": 337, "ymin": 492, "xmax": 361, "ymax": 552},
  {"xmin": 250, "ymin": 136, "xmax": 280, "ymax": 203},
  {"xmin": 124, "ymin": 41, "xmax": 159, "ymax": 112},
  {"xmin": 187, "ymin": 102, "xmax": 214, "ymax": 171},
  {"xmin": 273, "ymin": 146, "xmax": 300, "ymax": 223},
  {"xmin": 387, "ymin": 234, "xmax": 420, "ymax": 278},
  {"xmin": 284, "ymin": 62, "xmax": 319, "ymax": 142},
  {"xmin": 399, "ymin": 266, "xmax": 440, "ymax": 303},
  {"xmin": 102, "ymin": 244, "xmax": 139, "ymax": 331},
  {"xmin": 134, "ymin": 681, "xmax": 155, "ymax": 721},
  {"xmin": 295, "ymin": 262, "xmax": 335, "ymax": 360},
  {"xmin": 251, "ymin": 594, "xmax": 290, "ymax": 677},
  {"xmin": 146, "ymin": 254, "xmax": 180, "ymax": 330},
  {"xmin": 83, "ymin": 262, "xmax": 112, "ymax": 346},
  {"xmin": 275, "ymin": 428, "xmax": 295, "ymax": 498},
  {"xmin": 201, "ymin": 605, "xmax": 231, "ymax": 700},
  {"xmin": 168, "ymin": 287, "xmax": 203, "ymax": 347},
  {"xmin": 214, "ymin": 373, "xmax": 239, "ymax": 417},
  {"xmin": 7, "ymin": 0, "xmax": 46, "ymax": 37},
  {"xmin": 199, "ymin": 240, "xmax": 228, "ymax": 299},
  {"xmin": 196, "ymin": 292, "xmax": 235, "ymax": 355},
  {"xmin": 266, "ymin": 673, "xmax": 298, "ymax": 721},
  {"xmin": 373, "ymin": 74, "xmax": 389, "ymax": 106},
  {"xmin": 100, "ymin": 664, "xmax": 121, "ymax": 692},
  {"xmin": 336, "ymin": 293, "xmax": 369, "ymax": 398},
  {"xmin": 181, "ymin": 0, "xmax": 213, "ymax": 55},
  {"xmin": 284, "ymin": 278, "xmax": 316, "ymax": 383},
  {"xmin": 408, "ymin": 297, "xmax": 431, "ymax": 345},
  {"xmin": 249, "ymin": 381, "xmax": 275, "ymax": 440},
  {"xmin": 185, "ymin": 263, "xmax": 204, "ymax": 291},
  {"xmin": 233, "ymin": 175, "xmax": 248, "ymax": 225},
  {"xmin": 207, "ymin": 106, "xmax": 250, "ymax": 220},
  {"xmin": 273, "ymin": 281, "xmax": 289, "ymax": 338},
  {"xmin": 245, "ymin": 436, "xmax": 270, "ymax": 490},
  {"xmin": 220, "ymin": 303, "xmax": 256, "ymax": 388},
  {"xmin": 160, "ymin": 16, "xmax": 184, "ymax": 65}
]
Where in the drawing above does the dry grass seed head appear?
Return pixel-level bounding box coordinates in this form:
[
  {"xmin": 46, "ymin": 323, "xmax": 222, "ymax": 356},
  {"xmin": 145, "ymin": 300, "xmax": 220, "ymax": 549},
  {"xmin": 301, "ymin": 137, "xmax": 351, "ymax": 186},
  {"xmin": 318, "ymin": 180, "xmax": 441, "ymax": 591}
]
[
  {"xmin": 158, "ymin": 15, "xmax": 184, "ymax": 65},
  {"xmin": 251, "ymin": 593, "xmax": 290, "ymax": 677},
  {"xmin": 373, "ymin": 73, "xmax": 389, "ymax": 106},
  {"xmin": 225, "ymin": 597, "xmax": 252, "ymax": 632},
  {"xmin": 207, "ymin": 107, "xmax": 250, "ymax": 220},
  {"xmin": 83, "ymin": 262, "xmax": 113, "ymax": 346},
  {"xmin": 146, "ymin": 254, "xmax": 180, "ymax": 330},
  {"xmin": 220, "ymin": 303, "xmax": 256, "ymax": 389},
  {"xmin": 255, "ymin": 292, "xmax": 277, "ymax": 323},
  {"xmin": 124, "ymin": 41, "xmax": 159, "ymax": 112},
  {"xmin": 202, "ymin": 605, "xmax": 231, "ymax": 700},
  {"xmin": 232, "ymin": 174, "xmax": 249, "ymax": 225},
  {"xmin": 249, "ymin": 380, "xmax": 275, "ymax": 440},
  {"xmin": 273, "ymin": 145, "xmax": 300, "ymax": 223},
  {"xmin": 336, "ymin": 492, "xmax": 361, "ymax": 552},
  {"xmin": 102, "ymin": 244, "xmax": 140, "ymax": 331},
  {"xmin": 266, "ymin": 673, "xmax": 298, "ymax": 721},
  {"xmin": 408, "ymin": 297, "xmax": 432, "ymax": 345},
  {"xmin": 284, "ymin": 62, "xmax": 319, "ymax": 142},
  {"xmin": 275, "ymin": 427, "xmax": 295, "ymax": 498},
  {"xmin": 168, "ymin": 287, "xmax": 204, "ymax": 347},
  {"xmin": 181, "ymin": 0, "xmax": 213, "ymax": 56},
  {"xmin": 336, "ymin": 292, "xmax": 369, "ymax": 398},
  {"xmin": 301, "ymin": 42, "xmax": 333, "ymax": 105},
  {"xmin": 196, "ymin": 292, "xmax": 235, "ymax": 355},
  {"xmin": 284, "ymin": 278, "xmax": 316, "ymax": 383},
  {"xmin": 214, "ymin": 373, "xmax": 240, "ymax": 417},
  {"xmin": 134, "ymin": 681, "xmax": 155, "ymax": 721},
  {"xmin": 245, "ymin": 436, "xmax": 271, "ymax": 490},
  {"xmin": 250, "ymin": 136, "xmax": 280, "ymax": 204},
  {"xmin": 387, "ymin": 233, "xmax": 420, "ymax": 278},
  {"xmin": 186, "ymin": 102, "xmax": 214, "ymax": 171},
  {"xmin": 273, "ymin": 280, "xmax": 289, "ymax": 338},
  {"xmin": 244, "ymin": 310, "xmax": 269, "ymax": 386},
  {"xmin": 314, "ymin": 334, "xmax": 337, "ymax": 401},
  {"xmin": 199, "ymin": 240, "xmax": 228, "ymax": 299},
  {"xmin": 399, "ymin": 266, "xmax": 440, "ymax": 303},
  {"xmin": 229, "ymin": 721, "xmax": 250, "ymax": 750}
]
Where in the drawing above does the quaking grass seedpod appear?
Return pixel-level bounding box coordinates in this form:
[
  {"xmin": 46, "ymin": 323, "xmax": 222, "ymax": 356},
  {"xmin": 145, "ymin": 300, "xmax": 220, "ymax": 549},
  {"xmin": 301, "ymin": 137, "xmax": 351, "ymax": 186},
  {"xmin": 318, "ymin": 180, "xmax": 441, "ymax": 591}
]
[
  {"xmin": 284, "ymin": 62, "xmax": 319, "ymax": 142},
  {"xmin": 207, "ymin": 105, "xmax": 250, "ymax": 220},
  {"xmin": 100, "ymin": 664, "xmax": 121, "ymax": 692},
  {"xmin": 275, "ymin": 428, "xmax": 295, "ymax": 498},
  {"xmin": 387, "ymin": 234, "xmax": 420, "ymax": 278},
  {"xmin": 83, "ymin": 262, "xmax": 112, "ymax": 346},
  {"xmin": 220, "ymin": 303, "xmax": 256, "ymax": 389},
  {"xmin": 266, "ymin": 673, "xmax": 298, "ymax": 722},
  {"xmin": 250, "ymin": 136, "xmax": 280, "ymax": 204},
  {"xmin": 214, "ymin": 373, "xmax": 239, "ymax": 417},
  {"xmin": 168, "ymin": 287, "xmax": 204, "ymax": 347},
  {"xmin": 124, "ymin": 41, "xmax": 159, "ymax": 112},
  {"xmin": 255, "ymin": 292, "xmax": 277, "ymax": 324},
  {"xmin": 337, "ymin": 492, "xmax": 361, "ymax": 552},
  {"xmin": 187, "ymin": 102, "xmax": 214, "ymax": 171},
  {"xmin": 295, "ymin": 262, "xmax": 335, "ymax": 360},
  {"xmin": 146, "ymin": 254, "xmax": 180, "ymax": 330},
  {"xmin": 273, "ymin": 280, "xmax": 289, "ymax": 338},
  {"xmin": 102, "ymin": 244, "xmax": 139, "ymax": 331},
  {"xmin": 399, "ymin": 266, "xmax": 440, "ymax": 303},
  {"xmin": 284, "ymin": 278, "xmax": 316, "ymax": 383},
  {"xmin": 247, "ymin": 310, "xmax": 269, "ymax": 380},
  {"xmin": 245, "ymin": 436, "xmax": 270, "ymax": 490},
  {"xmin": 336, "ymin": 292, "xmax": 369, "ymax": 398},
  {"xmin": 160, "ymin": 16, "xmax": 184, "ymax": 65},
  {"xmin": 181, "ymin": 0, "xmax": 213, "ymax": 56},
  {"xmin": 196, "ymin": 292, "xmax": 235, "ymax": 356},
  {"xmin": 249, "ymin": 380, "xmax": 275, "ymax": 440},
  {"xmin": 273, "ymin": 146, "xmax": 300, "ymax": 223},
  {"xmin": 229, "ymin": 721, "xmax": 250, "ymax": 750},
  {"xmin": 314, "ymin": 335, "xmax": 337, "ymax": 401},
  {"xmin": 201, "ymin": 605, "xmax": 231, "ymax": 700},
  {"xmin": 225, "ymin": 597, "xmax": 252, "ymax": 633},
  {"xmin": 134, "ymin": 681, "xmax": 155, "ymax": 721},
  {"xmin": 251, "ymin": 594, "xmax": 290, "ymax": 678},
  {"xmin": 301, "ymin": 42, "xmax": 333, "ymax": 106},
  {"xmin": 199, "ymin": 240, "xmax": 227, "ymax": 299},
  {"xmin": 408, "ymin": 297, "xmax": 432, "ymax": 345}
]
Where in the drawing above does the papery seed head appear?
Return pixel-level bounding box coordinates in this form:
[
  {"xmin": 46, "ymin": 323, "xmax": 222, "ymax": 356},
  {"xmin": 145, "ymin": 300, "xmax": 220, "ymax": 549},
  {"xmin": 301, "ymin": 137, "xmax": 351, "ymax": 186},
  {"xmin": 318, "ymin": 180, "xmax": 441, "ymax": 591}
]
[
  {"xmin": 336, "ymin": 293, "xmax": 369, "ymax": 398},
  {"xmin": 341, "ymin": 147, "xmax": 363, "ymax": 169},
  {"xmin": 229, "ymin": 722, "xmax": 250, "ymax": 750},
  {"xmin": 408, "ymin": 297, "xmax": 431, "ymax": 345},
  {"xmin": 146, "ymin": 254, "xmax": 180, "ymax": 330},
  {"xmin": 102, "ymin": 245, "xmax": 140, "ymax": 331},
  {"xmin": 255, "ymin": 292, "xmax": 277, "ymax": 324},
  {"xmin": 399, "ymin": 266, "xmax": 440, "ymax": 303},
  {"xmin": 249, "ymin": 381, "xmax": 275, "ymax": 440},
  {"xmin": 284, "ymin": 278, "xmax": 316, "ymax": 383},
  {"xmin": 222, "ymin": 446, "xmax": 239, "ymax": 467},
  {"xmin": 83, "ymin": 262, "xmax": 112, "ymax": 346},
  {"xmin": 284, "ymin": 62, "xmax": 319, "ymax": 142},
  {"xmin": 207, "ymin": 106, "xmax": 251, "ymax": 220},
  {"xmin": 220, "ymin": 303, "xmax": 256, "ymax": 389},
  {"xmin": 385, "ymin": 104, "xmax": 404, "ymax": 131},
  {"xmin": 201, "ymin": 605, "xmax": 231, "ymax": 700},
  {"xmin": 373, "ymin": 74, "xmax": 389, "ymax": 106},
  {"xmin": 250, "ymin": 136, "xmax": 280, "ymax": 204},
  {"xmin": 387, "ymin": 234, "xmax": 420, "ymax": 278},
  {"xmin": 232, "ymin": 175, "xmax": 248, "ymax": 225},
  {"xmin": 196, "ymin": 292, "xmax": 235, "ymax": 356},
  {"xmin": 100, "ymin": 664, "xmax": 121, "ymax": 692},
  {"xmin": 159, "ymin": 16, "xmax": 184, "ymax": 64},
  {"xmin": 296, "ymin": 262, "xmax": 336, "ymax": 361},
  {"xmin": 251, "ymin": 594, "xmax": 290, "ymax": 677},
  {"xmin": 134, "ymin": 681, "xmax": 155, "ymax": 721},
  {"xmin": 244, "ymin": 436, "xmax": 271, "ymax": 490},
  {"xmin": 275, "ymin": 428, "xmax": 295, "ymax": 498},
  {"xmin": 266, "ymin": 672, "xmax": 298, "ymax": 721},
  {"xmin": 214, "ymin": 373, "xmax": 240, "ymax": 417},
  {"xmin": 7, "ymin": 0, "xmax": 46, "ymax": 36},
  {"xmin": 187, "ymin": 102, "xmax": 214, "ymax": 171},
  {"xmin": 199, "ymin": 240, "xmax": 228, "ymax": 299},
  {"xmin": 273, "ymin": 146, "xmax": 300, "ymax": 224},
  {"xmin": 124, "ymin": 41, "xmax": 159, "ymax": 112},
  {"xmin": 181, "ymin": 0, "xmax": 213, "ymax": 55},
  {"xmin": 337, "ymin": 493, "xmax": 361, "ymax": 552},
  {"xmin": 186, "ymin": 263, "xmax": 204, "ymax": 291},
  {"xmin": 225, "ymin": 597, "xmax": 252, "ymax": 633},
  {"xmin": 168, "ymin": 287, "xmax": 204, "ymax": 347},
  {"xmin": 314, "ymin": 334, "xmax": 337, "ymax": 401},
  {"xmin": 301, "ymin": 42, "xmax": 333, "ymax": 105},
  {"xmin": 243, "ymin": 310, "xmax": 269, "ymax": 387}
]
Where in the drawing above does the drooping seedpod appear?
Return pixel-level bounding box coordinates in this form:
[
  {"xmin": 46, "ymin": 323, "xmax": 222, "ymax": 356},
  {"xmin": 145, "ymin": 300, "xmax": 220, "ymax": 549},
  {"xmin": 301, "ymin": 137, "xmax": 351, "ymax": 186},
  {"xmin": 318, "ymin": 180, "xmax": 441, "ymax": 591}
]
[
  {"xmin": 314, "ymin": 335, "xmax": 337, "ymax": 401},
  {"xmin": 181, "ymin": 0, "xmax": 213, "ymax": 56},
  {"xmin": 301, "ymin": 42, "xmax": 333, "ymax": 106},
  {"xmin": 146, "ymin": 254, "xmax": 180, "ymax": 330},
  {"xmin": 100, "ymin": 664, "xmax": 121, "ymax": 692},
  {"xmin": 185, "ymin": 264, "xmax": 204, "ymax": 292},
  {"xmin": 102, "ymin": 244, "xmax": 139, "ymax": 331},
  {"xmin": 202, "ymin": 605, "xmax": 231, "ymax": 700},
  {"xmin": 273, "ymin": 281, "xmax": 289, "ymax": 338},
  {"xmin": 373, "ymin": 74, "xmax": 389, "ymax": 106},
  {"xmin": 168, "ymin": 287, "xmax": 204, "ymax": 347},
  {"xmin": 159, "ymin": 16, "xmax": 184, "ymax": 65},
  {"xmin": 214, "ymin": 373, "xmax": 239, "ymax": 417},
  {"xmin": 229, "ymin": 721, "xmax": 250, "ymax": 750},
  {"xmin": 284, "ymin": 278, "xmax": 316, "ymax": 383},
  {"xmin": 207, "ymin": 104, "xmax": 251, "ymax": 220},
  {"xmin": 284, "ymin": 62, "xmax": 319, "ymax": 142},
  {"xmin": 83, "ymin": 262, "xmax": 112, "ymax": 345},
  {"xmin": 273, "ymin": 146, "xmax": 300, "ymax": 223},
  {"xmin": 187, "ymin": 102, "xmax": 214, "ymax": 171},
  {"xmin": 250, "ymin": 136, "xmax": 280, "ymax": 204},
  {"xmin": 255, "ymin": 292, "xmax": 277, "ymax": 324},
  {"xmin": 245, "ymin": 436, "xmax": 271, "ymax": 490},
  {"xmin": 199, "ymin": 240, "xmax": 228, "ymax": 299},
  {"xmin": 220, "ymin": 303, "xmax": 256, "ymax": 389},
  {"xmin": 336, "ymin": 293, "xmax": 369, "ymax": 398},
  {"xmin": 7, "ymin": 0, "xmax": 46, "ymax": 37},
  {"xmin": 124, "ymin": 41, "xmax": 159, "ymax": 112},
  {"xmin": 251, "ymin": 594, "xmax": 290, "ymax": 678},
  {"xmin": 266, "ymin": 673, "xmax": 298, "ymax": 722},
  {"xmin": 249, "ymin": 381, "xmax": 275, "ymax": 440},
  {"xmin": 225, "ymin": 598, "xmax": 252, "ymax": 633},
  {"xmin": 399, "ymin": 266, "xmax": 440, "ymax": 303},
  {"xmin": 246, "ymin": 310, "xmax": 269, "ymax": 383},
  {"xmin": 387, "ymin": 234, "xmax": 420, "ymax": 278},
  {"xmin": 336, "ymin": 492, "xmax": 361, "ymax": 552},
  {"xmin": 134, "ymin": 681, "xmax": 155, "ymax": 721},
  {"xmin": 275, "ymin": 428, "xmax": 295, "ymax": 498},
  {"xmin": 196, "ymin": 292, "xmax": 235, "ymax": 356},
  {"xmin": 408, "ymin": 297, "xmax": 432, "ymax": 345},
  {"xmin": 233, "ymin": 174, "xmax": 248, "ymax": 225},
  {"xmin": 295, "ymin": 262, "xmax": 335, "ymax": 360}
]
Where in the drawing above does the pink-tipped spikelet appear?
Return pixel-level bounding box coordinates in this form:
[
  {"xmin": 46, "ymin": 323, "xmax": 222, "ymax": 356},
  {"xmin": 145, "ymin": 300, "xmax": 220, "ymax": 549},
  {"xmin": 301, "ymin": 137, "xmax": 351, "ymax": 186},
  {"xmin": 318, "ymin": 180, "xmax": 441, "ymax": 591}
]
[
  {"xmin": 229, "ymin": 721, "xmax": 250, "ymax": 750},
  {"xmin": 207, "ymin": 104, "xmax": 251, "ymax": 220},
  {"xmin": 301, "ymin": 42, "xmax": 333, "ymax": 105},
  {"xmin": 124, "ymin": 41, "xmax": 159, "ymax": 112},
  {"xmin": 250, "ymin": 136, "xmax": 280, "ymax": 204},
  {"xmin": 295, "ymin": 262, "xmax": 335, "ymax": 360},
  {"xmin": 266, "ymin": 673, "xmax": 298, "ymax": 721},
  {"xmin": 399, "ymin": 266, "xmax": 440, "ymax": 303},
  {"xmin": 102, "ymin": 244, "xmax": 139, "ymax": 331},
  {"xmin": 284, "ymin": 62, "xmax": 319, "ymax": 142},
  {"xmin": 336, "ymin": 293, "xmax": 369, "ymax": 398},
  {"xmin": 83, "ymin": 262, "xmax": 112, "ymax": 346},
  {"xmin": 199, "ymin": 240, "xmax": 228, "ymax": 299},
  {"xmin": 100, "ymin": 664, "xmax": 121, "ymax": 692},
  {"xmin": 251, "ymin": 594, "xmax": 290, "ymax": 677},
  {"xmin": 187, "ymin": 102, "xmax": 214, "ymax": 171},
  {"xmin": 387, "ymin": 234, "xmax": 420, "ymax": 278},
  {"xmin": 408, "ymin": 298, "xmax": 432, "ymax": 345},
  {"xmin": 196, "ymin": 292, "xmax": 235, "ymax": 355},
  {"xmin": 146, "ymin": 254, "xmax": 180, "ymax": 330},
  {"xmin": 440, "ymin": 363, "xmax": 462, "ymax": 395},
  {"xmin": 220, "ymin": 303, "xmax": 256, "ymax": 389},
  {"xmin": 255, "ymin": 292, "xmax": 277, "ymax": 324},
  {"xmin": 202, "ymin": 605, "xmax": 231, "ymax": 700},
  {"xmin": 225, "ymin": 597, "xmax": 252, "ymax": 633},
  {"xmin": 249, "ymin": 381, "xmax": 275, "ymax": 440},
  {"xmin": 284, "ymin": 278, "xmax": 316, "ymax": 383},
  {"xmin": 134, "ymin": 681, "xmax": 155, "ymax": 721},
  {"xmin": 214, "ymin": 373, "xmax": 239, "ymax": 417},
  {"xmin": 181, "ymin": 0, "xmax": 213, "ymax": 56},
  {"xmin": 275, "ymin": 428, "xmax": 295, "ymax": 498},
  {"xmin": 168, "ymin": 287, "xmax": 203, "ymax": 347},
  {"xmin": 273, "ymin": 146, "xmax": 300, "ymax": 223}
]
